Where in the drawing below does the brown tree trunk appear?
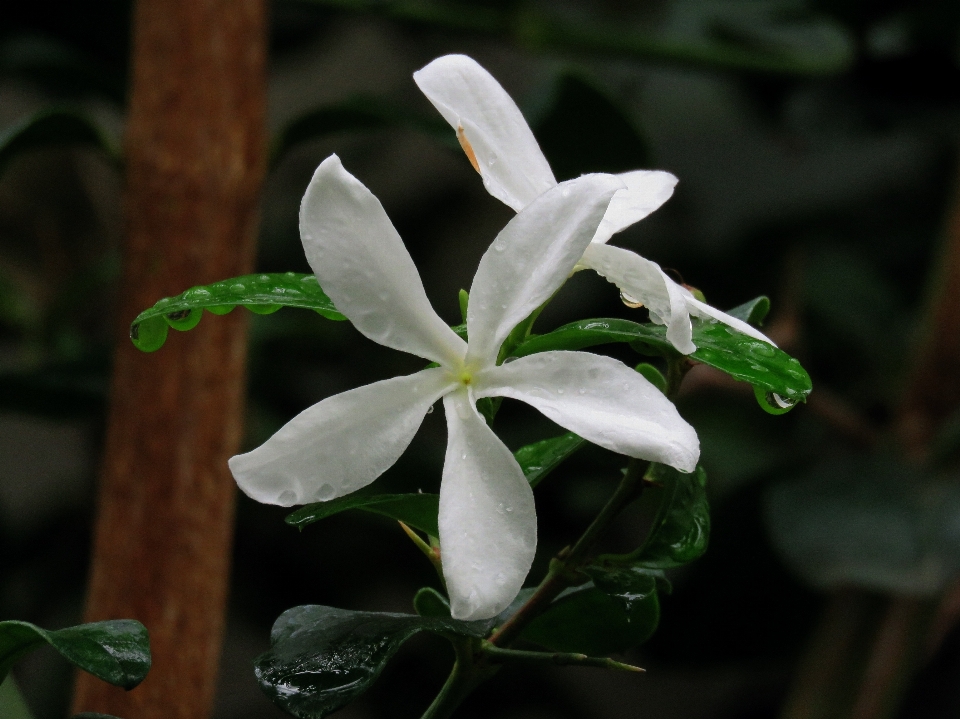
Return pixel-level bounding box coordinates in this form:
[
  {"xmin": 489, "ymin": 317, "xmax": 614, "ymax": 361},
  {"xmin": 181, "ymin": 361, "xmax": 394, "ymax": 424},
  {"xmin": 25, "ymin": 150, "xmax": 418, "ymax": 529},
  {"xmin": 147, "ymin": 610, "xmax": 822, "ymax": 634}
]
[{"xmin": 72, "ymin": 1, "xmax": 266, "ymax": 717}]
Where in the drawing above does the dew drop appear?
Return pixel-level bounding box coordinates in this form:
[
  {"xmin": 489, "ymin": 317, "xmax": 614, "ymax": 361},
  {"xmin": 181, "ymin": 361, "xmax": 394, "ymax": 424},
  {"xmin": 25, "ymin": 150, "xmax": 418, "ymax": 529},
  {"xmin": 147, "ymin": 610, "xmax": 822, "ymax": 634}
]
[
  {"xmin": 578, "ymin": 387, "xmax": 586, "ymax": 395},
  {"xmin": 770, "ymin": 392, "xmax": 796, "ymax": 409},
  {"xmin": 495, "ymin": 572, "xmax": 507, "ymax": 586},
  {"xmin": 620, "ymin": 290, "xmax": 644, "ymax": 309},
  {"xmin": 494, "ymin": 242, "xmax": 506, "ymax": 253},
  {"xmin": 461, "ymin": 452, "xmax": 468, "ymax": 460},
  {"xmin": 278, "ymin": 490, "xmax": 297, "ymax": 505},
  {"xmin": 426, "ymin": 405, "xmax": 434, "ymax": 414},
  {"xmin": 316, "ymin": 483, "xmax": 336, "ymax": 501},
  {"xmin": 556, "ymin": 388, "xmax": 565, "ymax": 394},
  {"xmin": 230, "ymin": 283, "xmax": 245, "ymax": 291}
]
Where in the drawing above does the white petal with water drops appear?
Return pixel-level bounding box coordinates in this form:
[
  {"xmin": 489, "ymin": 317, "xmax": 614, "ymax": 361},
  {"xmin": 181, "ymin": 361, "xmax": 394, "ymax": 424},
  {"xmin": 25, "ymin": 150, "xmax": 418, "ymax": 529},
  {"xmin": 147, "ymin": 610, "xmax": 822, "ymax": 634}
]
[
  {"xmin": 591, "ymin": 170, "xmax": 679, "ymax": 245},
  {"xmin": 299, "ymin": 155, "xmax": 467, "ymax": 367},
  {"xmin": 413, "ymin": 54, "xmax": 556, "ymax": 212},
  {"xmin": 439, "ymin": 389, "xmax": 537, "ymax": 620},
  {"xmin": 476, "ymin": 351, "xmax": 700, "ymax": 473},
  {"xmin": 465, "ymin": 174, "xmax": 624, "ymax": 367},
  {"xmin": 580, "ymin": 243, "xmax": 696, "ymax": 355},
  {"xmin": 229, "ymin": 367, "xmax": 456, "ymax": 506},
  {"xmin": 685, "ymin": 295, "xmax": 777, "ymax": 346}
]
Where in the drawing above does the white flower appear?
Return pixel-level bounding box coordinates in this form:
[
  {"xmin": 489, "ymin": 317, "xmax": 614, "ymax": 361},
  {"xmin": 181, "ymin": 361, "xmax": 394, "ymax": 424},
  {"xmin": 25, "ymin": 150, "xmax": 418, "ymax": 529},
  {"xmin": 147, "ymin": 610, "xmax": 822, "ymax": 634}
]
[
  {"xmin": 229, "ymin": 155, "xmax": 699, "ymax": 620},
  {"xmin": 414, "ymin": 54, "xmax": 775, "ymax": 355}
]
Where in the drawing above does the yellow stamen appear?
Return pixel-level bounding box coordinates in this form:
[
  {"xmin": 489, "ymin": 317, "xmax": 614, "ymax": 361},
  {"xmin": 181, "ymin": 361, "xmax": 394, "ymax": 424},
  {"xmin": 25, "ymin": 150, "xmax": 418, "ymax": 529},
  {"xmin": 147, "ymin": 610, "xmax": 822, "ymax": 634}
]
[{"xmin": 457, "ymin": 125, "xmax": 481, "ymax": 174}]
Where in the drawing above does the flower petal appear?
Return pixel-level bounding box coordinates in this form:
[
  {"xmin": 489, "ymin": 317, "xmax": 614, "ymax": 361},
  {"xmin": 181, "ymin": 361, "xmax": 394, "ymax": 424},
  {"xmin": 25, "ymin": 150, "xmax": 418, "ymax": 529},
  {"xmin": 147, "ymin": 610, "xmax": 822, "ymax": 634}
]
[
  {"xmin": 475, "ymin": 351, "xmax": 699, "ymax": 473},
  {"xmin": 466, "ymin": 174, "xmax": 625, "ymax": 367},
  {"xmin": 229, "ymin": 368, "xmax": 455, "ymax": 506},
  {"xmin": 591, "ymin": 170, "xmax": 678, "ymax": 245},
  {"xmin": 580, "ymin": 243, "xmax": 695, "ymax": 354},
  {"xmin": 685, "ymin": 295, "xmax": 777, "ymax": 346},
  {"xmin": 439, "ymin": 389, "xmax": 537, "ymax": 620},
  {"xmin": 300, "ymin": 155, "xmax": 467, "ymax": 367},
  {"xmin": 413, "ymin": 54, "xmax": 556, "ymax": 212}
]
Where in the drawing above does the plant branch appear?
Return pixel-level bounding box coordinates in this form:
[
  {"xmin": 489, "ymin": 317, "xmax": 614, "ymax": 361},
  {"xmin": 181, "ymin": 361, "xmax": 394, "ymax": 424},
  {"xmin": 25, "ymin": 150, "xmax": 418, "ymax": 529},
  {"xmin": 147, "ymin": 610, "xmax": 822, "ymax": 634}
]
[
  {"xmin": 420, "ymin": 639, "xmax": 496, "ymax": 719},
  {"xmin": 481, "ymin": 643, "xmax": 644, "ymax": 673},
  {"xmin": 488, "ymin": 457, "xmax": 650, "ymax": 647}
]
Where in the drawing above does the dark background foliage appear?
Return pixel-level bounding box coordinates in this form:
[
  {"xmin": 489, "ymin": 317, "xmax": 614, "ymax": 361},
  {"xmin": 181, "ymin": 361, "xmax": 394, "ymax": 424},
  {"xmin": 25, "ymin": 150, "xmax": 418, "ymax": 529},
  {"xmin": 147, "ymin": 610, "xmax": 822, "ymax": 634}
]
[{"xmin": 1, "ymin": 0, "xmax": 959, "ymax": 717}]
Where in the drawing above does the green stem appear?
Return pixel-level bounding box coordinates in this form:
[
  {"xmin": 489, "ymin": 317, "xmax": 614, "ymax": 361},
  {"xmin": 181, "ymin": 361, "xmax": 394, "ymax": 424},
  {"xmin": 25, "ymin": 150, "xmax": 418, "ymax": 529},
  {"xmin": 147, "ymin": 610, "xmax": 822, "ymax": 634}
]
[
  {"xmin": 420, "ymin": 639, "xmax": 496, "ymax": 719},
  {"xmin": 481, "ymin": 643, "xmax": 644, "ymax": 673},
  {"xmin": 489, "ymin": 457, "xmax": 649, "ymax": 647}
]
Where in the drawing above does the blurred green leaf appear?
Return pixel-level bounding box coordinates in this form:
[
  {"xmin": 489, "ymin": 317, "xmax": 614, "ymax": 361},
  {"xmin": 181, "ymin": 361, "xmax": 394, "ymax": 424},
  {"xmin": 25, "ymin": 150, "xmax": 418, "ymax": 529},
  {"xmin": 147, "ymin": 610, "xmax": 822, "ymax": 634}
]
[
  {"xmin": 255, "ymin": 605, "xmax": 488, "ymax": 718},
  {"xmin": 533, "ymin": 73, "xmax": 650, "ymax": 180},
  {"xmin": 130, "ymin": 273, "xmax": 345, "ymax": 352},
  {"xmin": 0, "ymin": 677, "xmax": 33, "ymax": 719},
  {"xmin": 513, "ymin": 316, "xmax": 812, "ymax": 402},
  {"xmin": 71, "ymin": 714, "xmax": 125, "ymax": 719},
  {"xmin": 764, "ymin": 455, "xmax": 960, "ymax": 595},
  {"xmin": 0, "ymin": 109, "xmax": 120, "ymax": 180},
  {"xmin": 0, "ymin": 619, "xmax": 150, "ymax": 690},
  {"xmin": 0, "ymin": 36, "xmax": 126, "ymax": 102},
  {"xmin": 521, "ymin": 582, "xmax": 660, "ymax": 655},
  {"xmin": 271, "ymin": 96, "xmax": 450, "ymax": 169},
  {"xmin": 289, "ymin": 0, "xmax": 853, "ymax": 76},
  {"xmin": 287, "ymin": 493, "xmax": 440, "ymax": 537},
  {"xmin": 514, "ymin": 432, "xmax": 585, "ymax": 489}
]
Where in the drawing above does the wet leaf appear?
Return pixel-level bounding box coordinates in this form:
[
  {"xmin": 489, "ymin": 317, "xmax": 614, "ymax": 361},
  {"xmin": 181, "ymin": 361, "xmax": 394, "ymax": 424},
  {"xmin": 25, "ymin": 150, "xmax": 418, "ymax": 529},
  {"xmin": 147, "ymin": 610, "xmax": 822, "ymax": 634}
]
[
  {"xmin": 513, "ymin": 316, "xmax": 812, "ymax": 402},
  {"xmin": 521, "ymin": 582, "xmax": 660, "ymax": 655},
  {"xmin": 0, "ymin": 109, "xmax": 120, "ymax": 180},
  {"xmin": 130, "ymin": 273, "xmax": 345, "ymax": 352},
  {"xmin": 287, "ymin": 493, "xmax": 440, "ymax": 537},
  {"xmin": 0, "ymin": 620, "xmax": 150, "ymax": 689},
  {"xmin": 255, "ymin": 606, "xmax": 487, "ymax": 718},
  {"xmin": 621, "ymin": 464, "xmax": 710, "ymax": 569},
  {"xmin": 582, "ymin": 565, "xmax": 666, "ymax": 613},
  {"xmin": 514, "ymin": 432, "xmax": 585, "ymax": 488}
]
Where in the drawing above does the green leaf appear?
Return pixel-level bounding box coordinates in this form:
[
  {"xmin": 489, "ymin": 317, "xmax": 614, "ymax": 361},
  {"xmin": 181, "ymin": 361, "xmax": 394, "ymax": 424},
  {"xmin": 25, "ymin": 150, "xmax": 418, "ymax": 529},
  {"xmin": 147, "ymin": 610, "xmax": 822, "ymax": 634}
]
[
  {"xmin": 0, "ymin": 109, "xmax": 120, "ymax": 180},
  {"xmin": 255, "ymin": 605, "xmax": 487, "ymax": 718},
  {"xmin": 0, "ymin": 620, "xmax": 150, "ymax": 690},
  {"xmin": 726, "ymin": 295, "xmax": 771, "ymax": 326},
  {"xmin": 613, "ymin": 464, "xmax": 710, "ymax": 569},
  {"xmin": 521, "ymin": 582, "xmax": 660, "ymax": 655},
  {"xmin": 129, "ymin": 273, "xmax": 346, "ymax": 352},
  {"xmin": 271, "ymin": 96, "xmax": 450, "ymax": 169},
  {"xmin": 514, "ymin": 432, "xmax": 585, "ymax": 489},
  {"xmin": 0, "ymin": 677, "xmax": 33, "ymax": 719},
  {"xmin": 413, "ymin": 587, "xmax": 450, "ymax": 618},
  {"xmin": 286, "ymin": 493, "xmax": 440, "ymax": 537},
  {"xmin": 582, "ymin": 565, "xmax": 666, "ymax": 613},
  {"xmin": 72, "ymin": 714, "xmax": 125, "ymax": 719},
  {"xmin": 512, "ymin": 317, "xmax": 812, "ymax": 402},
  {"xmin": 634, "ymin": 362, "xmax": 667, "ymax": 394}
]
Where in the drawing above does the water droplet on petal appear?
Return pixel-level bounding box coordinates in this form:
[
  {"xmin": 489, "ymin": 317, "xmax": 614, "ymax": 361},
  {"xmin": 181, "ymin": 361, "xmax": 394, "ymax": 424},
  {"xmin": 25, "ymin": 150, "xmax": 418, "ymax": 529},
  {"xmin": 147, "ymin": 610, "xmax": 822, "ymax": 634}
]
[
  {"xmin": 426, "ymin": 405, "xmax": 434, "ymax": 414},
  {"xmin": 620, "ymin": 290, "xmax": 644, "ymax": 309},
  {"xmin": 278, "ymin": 490, "xmax": 297, "ymax": 505},
  {"xmin": 316, "ymin": 483, "xmax": 336, "ymax": 501}
]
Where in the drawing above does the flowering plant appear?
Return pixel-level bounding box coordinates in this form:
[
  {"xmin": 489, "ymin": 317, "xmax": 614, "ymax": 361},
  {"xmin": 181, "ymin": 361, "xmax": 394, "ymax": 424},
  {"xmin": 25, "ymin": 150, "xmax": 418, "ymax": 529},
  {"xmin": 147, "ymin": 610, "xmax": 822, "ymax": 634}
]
[{"xmin": 128, "ymin": 55, "xmax": 811, "ymax": 719}]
